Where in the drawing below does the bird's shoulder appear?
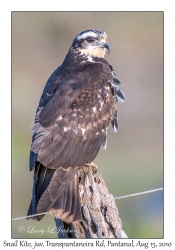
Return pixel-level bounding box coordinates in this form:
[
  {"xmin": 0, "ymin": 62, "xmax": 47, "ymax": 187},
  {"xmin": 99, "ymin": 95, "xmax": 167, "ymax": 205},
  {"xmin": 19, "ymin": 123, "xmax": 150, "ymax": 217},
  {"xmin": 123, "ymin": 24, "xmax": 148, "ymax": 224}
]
[{"xmin": 38, "ymin": 53, "xmax": 112, "ymax": 110}]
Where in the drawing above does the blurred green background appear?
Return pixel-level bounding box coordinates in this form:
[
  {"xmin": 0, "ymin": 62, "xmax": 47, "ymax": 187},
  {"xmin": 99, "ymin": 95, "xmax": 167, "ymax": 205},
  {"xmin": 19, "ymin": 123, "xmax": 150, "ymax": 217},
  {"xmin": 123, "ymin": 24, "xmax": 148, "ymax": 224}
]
[{"xmin": 12, "ymin": 12, "xmax": 163, "ymax": 238}]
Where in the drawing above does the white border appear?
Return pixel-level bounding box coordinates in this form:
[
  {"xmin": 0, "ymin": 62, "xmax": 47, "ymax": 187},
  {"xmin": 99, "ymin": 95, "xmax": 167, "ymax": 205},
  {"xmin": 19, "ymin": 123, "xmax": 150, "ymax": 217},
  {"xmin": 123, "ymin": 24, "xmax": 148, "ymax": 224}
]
[{"xmin": 1, "ymin": 0, "xmax": 175, "ymax": 248}]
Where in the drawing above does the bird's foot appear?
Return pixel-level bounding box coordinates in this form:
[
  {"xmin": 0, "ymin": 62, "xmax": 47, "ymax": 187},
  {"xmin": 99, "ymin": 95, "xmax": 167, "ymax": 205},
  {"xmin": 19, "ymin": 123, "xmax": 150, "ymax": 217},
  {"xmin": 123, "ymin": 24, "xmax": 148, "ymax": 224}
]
[{"xmin": 85, "ymin": 162, "xmax": 98, "ymax": 174}]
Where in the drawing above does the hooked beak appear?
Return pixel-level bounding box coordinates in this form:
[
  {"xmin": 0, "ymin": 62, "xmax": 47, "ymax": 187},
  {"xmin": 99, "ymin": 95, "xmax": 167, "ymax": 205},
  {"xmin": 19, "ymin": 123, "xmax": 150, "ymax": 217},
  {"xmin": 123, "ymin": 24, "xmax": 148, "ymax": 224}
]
[{"xmin": 103, "ymin": 42, "xmax": 110, "ymax": 54}]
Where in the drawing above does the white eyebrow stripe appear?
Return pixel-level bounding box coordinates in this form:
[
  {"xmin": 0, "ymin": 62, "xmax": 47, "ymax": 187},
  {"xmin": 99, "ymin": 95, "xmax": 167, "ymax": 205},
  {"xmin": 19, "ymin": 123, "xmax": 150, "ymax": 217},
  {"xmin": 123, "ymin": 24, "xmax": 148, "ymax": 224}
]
[{"xmin": 77, "ymin": 31, "xmax": 97, "ymax": 40}]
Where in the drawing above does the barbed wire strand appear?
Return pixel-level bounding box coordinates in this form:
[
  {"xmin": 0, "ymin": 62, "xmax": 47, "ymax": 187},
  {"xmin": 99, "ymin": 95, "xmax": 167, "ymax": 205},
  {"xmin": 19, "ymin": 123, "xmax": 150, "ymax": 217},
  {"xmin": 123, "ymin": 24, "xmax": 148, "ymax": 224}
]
[{"xmin": 12, "ymin": 187, "xmax": 163, "ymax": 221}]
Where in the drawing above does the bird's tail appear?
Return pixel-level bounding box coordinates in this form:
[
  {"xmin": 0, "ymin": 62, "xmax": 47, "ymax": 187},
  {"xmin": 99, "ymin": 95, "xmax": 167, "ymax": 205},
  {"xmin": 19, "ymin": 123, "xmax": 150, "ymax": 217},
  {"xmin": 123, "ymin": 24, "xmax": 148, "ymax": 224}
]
[
  {"xmin": 27, "ymin": 164, "xmax": 82, "ymax": 222},
  {"xmin": 49, "ymin": 173, "xmax": 82, "ymax": 222}
]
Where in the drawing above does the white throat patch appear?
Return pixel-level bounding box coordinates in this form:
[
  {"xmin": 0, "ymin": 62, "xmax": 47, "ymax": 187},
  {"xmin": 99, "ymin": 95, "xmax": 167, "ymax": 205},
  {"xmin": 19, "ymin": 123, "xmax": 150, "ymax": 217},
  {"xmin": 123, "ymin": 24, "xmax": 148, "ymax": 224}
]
[{"xmin": 79, "ymin": 47, "xmax": 106, "ymax": 58}]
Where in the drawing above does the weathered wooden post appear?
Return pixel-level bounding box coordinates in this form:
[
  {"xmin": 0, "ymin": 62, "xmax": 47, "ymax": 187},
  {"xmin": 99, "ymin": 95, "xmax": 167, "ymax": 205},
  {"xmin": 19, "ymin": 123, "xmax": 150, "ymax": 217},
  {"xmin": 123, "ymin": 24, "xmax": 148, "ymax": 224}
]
[{"xmin": 54, "ymin": 165, "xmax": 127, "ymax": 238}]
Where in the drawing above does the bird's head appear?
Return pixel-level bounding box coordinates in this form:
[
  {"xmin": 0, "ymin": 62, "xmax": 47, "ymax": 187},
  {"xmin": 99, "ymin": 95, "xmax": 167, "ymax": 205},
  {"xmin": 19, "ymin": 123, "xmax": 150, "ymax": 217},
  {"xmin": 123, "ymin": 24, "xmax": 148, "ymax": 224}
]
[{"xmin": 71, "ymin": 30, "xmax": 110, "ymax": 58}]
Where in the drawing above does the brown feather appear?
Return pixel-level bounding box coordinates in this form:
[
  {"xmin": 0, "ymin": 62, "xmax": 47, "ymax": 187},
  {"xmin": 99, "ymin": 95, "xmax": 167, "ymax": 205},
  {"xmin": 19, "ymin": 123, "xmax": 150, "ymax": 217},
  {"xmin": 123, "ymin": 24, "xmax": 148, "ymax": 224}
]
[{"xmin": 27, "ymin": 30, "xmax": 125, "ymax": 223}]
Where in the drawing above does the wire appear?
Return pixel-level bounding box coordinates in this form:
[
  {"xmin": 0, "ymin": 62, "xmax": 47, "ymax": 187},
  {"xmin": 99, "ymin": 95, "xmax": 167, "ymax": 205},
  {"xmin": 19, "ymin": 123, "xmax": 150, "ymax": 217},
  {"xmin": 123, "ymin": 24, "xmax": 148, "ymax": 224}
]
[
  {"xmin": 114, "ymin": 187, "xmax": 163, "ymax": 200},
  {"xmin": 12, "ymin": 187, "xmax": 163, "ymax": 221},
  {"xmin": 12, "ymin": 212, "xmax": 49, "ymax": 221}
]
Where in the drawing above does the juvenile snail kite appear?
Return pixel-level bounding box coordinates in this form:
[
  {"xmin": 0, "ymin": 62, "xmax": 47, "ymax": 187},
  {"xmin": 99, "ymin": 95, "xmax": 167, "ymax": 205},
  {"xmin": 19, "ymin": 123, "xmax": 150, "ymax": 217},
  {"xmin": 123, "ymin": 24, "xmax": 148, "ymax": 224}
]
[{"xmin": 27, "ymin": 30, "xmax": 125, "ymax": 222}]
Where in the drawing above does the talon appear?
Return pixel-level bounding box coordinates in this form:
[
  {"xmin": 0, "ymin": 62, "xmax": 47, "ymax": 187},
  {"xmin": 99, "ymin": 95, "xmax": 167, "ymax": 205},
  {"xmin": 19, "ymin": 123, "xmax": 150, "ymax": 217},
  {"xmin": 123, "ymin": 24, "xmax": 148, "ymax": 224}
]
[
  {"xmin": 94, "ymin": 176, "xmax": 100, "ymax": 183},
  {"xmin": 85, "ymin": 162, "xmax": 98, "ymax": 174}
]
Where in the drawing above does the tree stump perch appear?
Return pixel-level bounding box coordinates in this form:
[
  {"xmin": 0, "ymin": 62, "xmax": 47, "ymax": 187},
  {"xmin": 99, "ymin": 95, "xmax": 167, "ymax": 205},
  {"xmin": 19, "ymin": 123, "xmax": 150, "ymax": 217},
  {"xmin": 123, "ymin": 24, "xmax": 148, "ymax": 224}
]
[{"xmin": 54, "ymin": 165, "xmax": 127, "ymax": 238}]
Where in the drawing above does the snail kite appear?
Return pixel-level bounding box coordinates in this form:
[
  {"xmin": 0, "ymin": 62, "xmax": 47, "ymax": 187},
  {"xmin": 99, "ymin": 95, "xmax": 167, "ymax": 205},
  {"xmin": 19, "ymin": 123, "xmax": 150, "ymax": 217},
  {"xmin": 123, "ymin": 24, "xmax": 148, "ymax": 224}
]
[{"xmin": 27, "ymin": 30, "xmax": 125, "ymax": 222}]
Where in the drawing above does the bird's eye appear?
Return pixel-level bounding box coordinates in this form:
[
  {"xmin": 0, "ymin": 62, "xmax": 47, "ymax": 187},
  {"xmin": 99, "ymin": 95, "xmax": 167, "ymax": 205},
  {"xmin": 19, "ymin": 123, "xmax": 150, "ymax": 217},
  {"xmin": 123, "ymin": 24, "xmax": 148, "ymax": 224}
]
[{"xmin": 86, "ymin": 37, "xmax": 95, "ymax": 43}]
